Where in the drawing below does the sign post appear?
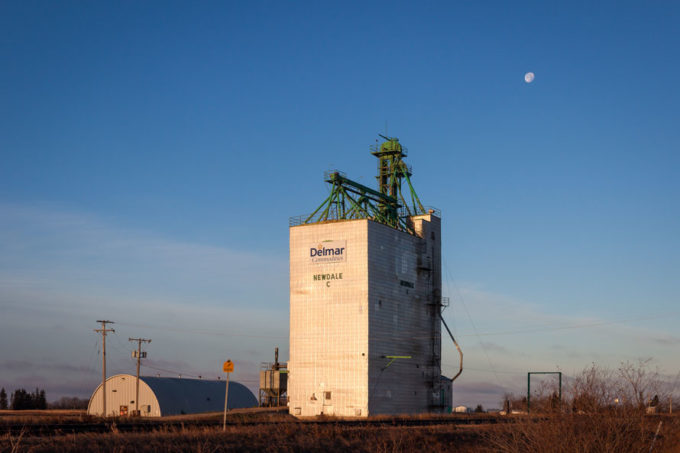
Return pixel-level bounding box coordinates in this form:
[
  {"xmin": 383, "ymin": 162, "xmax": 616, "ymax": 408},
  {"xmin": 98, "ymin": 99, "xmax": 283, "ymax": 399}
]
[{"xmin": 222, "ymin": 360, "xmax": 234, "ymax": 431}]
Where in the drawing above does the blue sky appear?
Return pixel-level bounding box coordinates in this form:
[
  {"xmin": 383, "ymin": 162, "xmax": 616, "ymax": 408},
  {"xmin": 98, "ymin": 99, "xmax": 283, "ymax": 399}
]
[{"xmin": 1, "ymin": 1, "xmax": 679, "ymax": 408}]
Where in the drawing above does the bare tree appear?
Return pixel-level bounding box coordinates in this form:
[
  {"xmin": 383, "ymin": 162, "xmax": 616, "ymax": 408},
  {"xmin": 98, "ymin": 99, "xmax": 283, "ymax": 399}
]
[
  {"xmin": 617, "ymin": 359, "xmax": 662, "ymax": 408},
  {"xmin": 568, "ymin": 363, "xmax": 615, "ymax": 413}
]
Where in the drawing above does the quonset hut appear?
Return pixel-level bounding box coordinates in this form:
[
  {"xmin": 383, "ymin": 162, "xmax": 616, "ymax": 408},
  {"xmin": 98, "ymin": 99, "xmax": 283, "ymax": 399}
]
[
  {"xmin": 87, "ymin": 374, "xmax": 257, "ymax": 417},
  {"xmin": 288, "ymin": 135, "xmax": 458, "ymax": 417}
]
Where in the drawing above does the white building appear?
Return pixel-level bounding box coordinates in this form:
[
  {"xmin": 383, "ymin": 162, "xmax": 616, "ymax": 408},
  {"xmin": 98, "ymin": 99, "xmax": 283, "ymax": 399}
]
[
  {"xmin": 87, "ymin": 374, "xmax": 257, "ymax": 417},
  {"xmin": 288, "ymin": 213, "xmax": 444, "ymax": 417}
]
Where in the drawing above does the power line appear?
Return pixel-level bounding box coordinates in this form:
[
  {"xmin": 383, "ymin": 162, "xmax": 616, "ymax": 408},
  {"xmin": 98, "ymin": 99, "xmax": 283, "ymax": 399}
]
[
  {"xmin": 442, "ymin": 363, "xmax": 525, "ymax": 375},
  {"xmin": 443, "ymin": 259, "xmax": 504, "ymax": 391},
  {"xmin": 456, "ymin": 312, "xmax": 680, "ymax": 338},
  {"xmin": 114, "ymin": 321, "xmax": 287, "ymax": 340},
  {"xmin": 94, "ymin": 328, "xmax": 261, "ymax": 386},
  {"xmin": 75, "ymin": 339, "xmax": 102, "ymax": 397},
  {"xmin": 142, "ymin": 363, "xmax": 259, "ymax": 384}
]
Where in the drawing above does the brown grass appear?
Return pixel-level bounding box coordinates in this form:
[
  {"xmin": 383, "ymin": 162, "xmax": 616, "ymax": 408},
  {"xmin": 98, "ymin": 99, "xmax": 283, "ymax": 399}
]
[
  {"xmin": 0, "ymin": 410, "xmax": 91, "ymax": 426},
  {"xmin": 3, "ymin": 359, "xmax": 679, "ymax": 453},
  {"xmin": 1, "ymin": 413, "xmax": 679, "ymax": 452},
  {"xmin": 0, "ymin": 421, "xmax": 485, "ymax": 453},
  {"xmin": 483, "ymin": 414, "xmax": 680, "ymax": 453}
]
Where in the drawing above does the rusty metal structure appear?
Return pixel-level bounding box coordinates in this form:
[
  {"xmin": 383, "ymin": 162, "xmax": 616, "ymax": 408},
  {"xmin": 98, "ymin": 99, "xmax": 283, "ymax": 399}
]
[{"xmin": 259, "ymin": 347, "xmax": 288, "ymax": 407}]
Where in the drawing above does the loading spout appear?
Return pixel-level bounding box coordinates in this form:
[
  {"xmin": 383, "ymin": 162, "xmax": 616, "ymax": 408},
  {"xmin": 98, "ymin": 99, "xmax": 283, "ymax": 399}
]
[{"xmin": 440, "ymin": 314, "xmax": 463, "ymax": 382}]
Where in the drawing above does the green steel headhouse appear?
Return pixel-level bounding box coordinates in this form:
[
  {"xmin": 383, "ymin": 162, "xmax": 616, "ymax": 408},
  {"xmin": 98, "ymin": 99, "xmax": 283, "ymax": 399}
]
[{"xmin": 299, "ymin": 135, "xmax": 428, "ymax": 235}]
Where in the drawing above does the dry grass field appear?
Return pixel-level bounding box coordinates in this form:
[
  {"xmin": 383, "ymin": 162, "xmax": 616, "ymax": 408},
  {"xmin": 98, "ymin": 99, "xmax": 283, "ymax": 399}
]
[
  {"xmin": 3, "ymin": 363, "xmax": 679, "ymax": 452},
  {"xmin": 1, "ymin": 409, "xmax": 679, "ymax": 452}
]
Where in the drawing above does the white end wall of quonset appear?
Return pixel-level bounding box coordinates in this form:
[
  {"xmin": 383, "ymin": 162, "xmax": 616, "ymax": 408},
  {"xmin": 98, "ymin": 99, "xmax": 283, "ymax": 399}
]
[
  {"xmin": 289, "ymin": 220, "xmax": 370, "ymax": 417},
  {"xmin": 367, "ymin": 215, "xmax": 442, "ymax": 415},
  {"xmin": 87, "ymin": 374, "xmax": 161, "ymax": 417}
]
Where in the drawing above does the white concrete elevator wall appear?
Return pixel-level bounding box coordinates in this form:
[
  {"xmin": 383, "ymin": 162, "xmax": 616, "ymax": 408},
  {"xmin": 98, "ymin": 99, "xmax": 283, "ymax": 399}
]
[
  {"xmin": 289, "ymin": 215, "xmax": 441, "ymax": 417},
  {"xmin": 289, "ymin": 220, "xmax": 369, "ymax": 417},
  {"xmin": 367, "ymin": 215, "xmax": 442, "ymax": 414}
]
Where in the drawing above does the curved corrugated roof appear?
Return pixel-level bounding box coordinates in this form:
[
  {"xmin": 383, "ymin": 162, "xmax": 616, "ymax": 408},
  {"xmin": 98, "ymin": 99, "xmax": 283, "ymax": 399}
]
[{"xmin": 140, "ymin": 376, "xmax": 256, "ymax": 416}]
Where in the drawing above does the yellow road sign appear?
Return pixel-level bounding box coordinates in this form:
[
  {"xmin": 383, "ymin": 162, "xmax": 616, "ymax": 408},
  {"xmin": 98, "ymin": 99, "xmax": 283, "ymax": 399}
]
[{"xmin": 223, "ymin": 360, "xmax": 234, "ymax": 373}]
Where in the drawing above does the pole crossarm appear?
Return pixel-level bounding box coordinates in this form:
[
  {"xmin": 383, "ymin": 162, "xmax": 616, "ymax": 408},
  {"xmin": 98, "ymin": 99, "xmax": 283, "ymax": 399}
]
[{"xmin": 94, "ymin": 320, "xmax": 115, "ymax": 335}]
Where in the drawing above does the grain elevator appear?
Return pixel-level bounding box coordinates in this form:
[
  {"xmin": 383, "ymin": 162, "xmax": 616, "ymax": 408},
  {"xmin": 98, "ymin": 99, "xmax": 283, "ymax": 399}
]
[{"xmin": 288, "ymin": 135, "xmax": 454, "ymax": 417}]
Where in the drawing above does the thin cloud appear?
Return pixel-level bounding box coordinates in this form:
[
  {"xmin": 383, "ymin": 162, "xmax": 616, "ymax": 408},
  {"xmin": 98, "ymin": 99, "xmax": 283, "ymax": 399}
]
[
  {"xmin": 0, "ymin": 202, "xmax": 288, "ymax": 399},
  {"xmin": 653, "ymin": 336, "xmax": 680, "ymax": 346},
  {"xmin": 1, "ymin": 375, "xmax": 99, "ymax": 397},
  {"xmin": 447, "ymin": 285, "xmax": 680, "ymax": 349},
  {"xmin": 0, "ymin": 360, "xmax": 94, "ymax": 374},
  {"xmin": 0, "ymin": 201, "xmax": 288, "ymax": 308},
  {"xmin": 1, "ymin": 202, "xmax": 678, "ymax": 405},
  {"xmin": 470, "ymin": 342, "xmax": 510, "ymax": 354},
  {"xmin": 455, "ymin": 380, "xmax": 508, "ymax": 396},
  {"xmin": 0, "ymin": 360, "xmax": 34, "ymax": 372}
]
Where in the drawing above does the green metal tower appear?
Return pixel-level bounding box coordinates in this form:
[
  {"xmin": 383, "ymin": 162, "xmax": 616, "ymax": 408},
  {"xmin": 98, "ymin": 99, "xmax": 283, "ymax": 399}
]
[
  {"xmin": 372, "ymin": 134, "xmax": 425, "ymax": 217},
  {"xmin": 294, "ymin": 135, "xmax": 429, "ymax": 235}
]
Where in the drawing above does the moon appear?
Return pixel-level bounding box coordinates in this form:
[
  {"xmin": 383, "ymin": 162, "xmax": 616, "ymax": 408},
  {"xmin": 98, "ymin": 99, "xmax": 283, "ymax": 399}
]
[{"xmin": 524, "ymin": 72, "xmax": 535, "ymax": 83}]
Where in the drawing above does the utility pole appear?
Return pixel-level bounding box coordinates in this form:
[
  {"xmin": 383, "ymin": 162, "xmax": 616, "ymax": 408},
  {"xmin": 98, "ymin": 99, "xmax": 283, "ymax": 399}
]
[
  {"xmin": 128, "ymin": 337, "xmax": 151, "ymax": 416},
  {"xmin": 94, "ymin": 320, "xmax": 115, "ymax": 417}
]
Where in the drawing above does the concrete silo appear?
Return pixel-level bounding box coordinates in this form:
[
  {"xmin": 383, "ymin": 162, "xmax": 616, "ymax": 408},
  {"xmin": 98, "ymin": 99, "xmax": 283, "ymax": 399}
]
[{"xmin": 288, "ymin": 135, "xmax": 456, "ymax": 417}]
